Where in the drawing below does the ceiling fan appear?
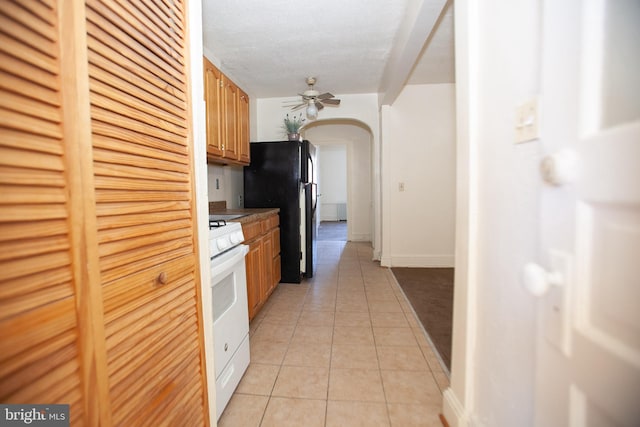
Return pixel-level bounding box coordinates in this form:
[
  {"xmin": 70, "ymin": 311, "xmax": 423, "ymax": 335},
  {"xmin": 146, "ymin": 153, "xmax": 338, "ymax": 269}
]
[{"xmin": 286, "ymin": 77, "xmax": 341, "ymax": 119}]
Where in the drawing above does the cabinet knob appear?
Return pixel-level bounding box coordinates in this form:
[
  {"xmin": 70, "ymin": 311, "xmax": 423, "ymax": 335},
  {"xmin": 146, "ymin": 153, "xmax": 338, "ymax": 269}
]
[{"xmin": 157, "ymin": 272, "xmax": 168, "ymax": 285}]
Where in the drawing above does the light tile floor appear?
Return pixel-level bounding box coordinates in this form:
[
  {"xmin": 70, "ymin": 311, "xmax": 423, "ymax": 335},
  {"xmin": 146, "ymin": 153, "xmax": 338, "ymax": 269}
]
[{"xmin": 219, "ymin": 241, "xmax": 449, "ymax": 427}]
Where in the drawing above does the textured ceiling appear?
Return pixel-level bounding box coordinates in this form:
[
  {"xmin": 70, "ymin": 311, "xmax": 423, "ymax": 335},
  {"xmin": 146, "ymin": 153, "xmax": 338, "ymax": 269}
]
[{"xmin": 202, "ymin": 0, "xmax": 454, "ymax": 99}]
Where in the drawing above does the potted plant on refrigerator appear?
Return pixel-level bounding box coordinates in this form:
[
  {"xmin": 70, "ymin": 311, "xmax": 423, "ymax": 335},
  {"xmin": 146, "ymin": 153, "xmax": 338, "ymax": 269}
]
[{"xmin": 283, "ymin": 114, "xmax": 304, "ymax": 141}]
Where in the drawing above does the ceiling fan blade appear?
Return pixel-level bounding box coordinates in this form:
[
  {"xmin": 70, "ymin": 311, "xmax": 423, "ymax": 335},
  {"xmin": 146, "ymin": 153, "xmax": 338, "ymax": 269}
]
[
  {"xmin": 317, "ymin": 92, "xmax": 334, "ymax": 100},
  {"xmin": 290, "ymin": 103, "xmax": 306, "ymax": 110},
  {"xmin": 321, "ymin": 98, "xmax": 340, "ymax": 105},
  {"xmin": 315, "ymin": 101, "xmax": 324, "ymax": 111}
]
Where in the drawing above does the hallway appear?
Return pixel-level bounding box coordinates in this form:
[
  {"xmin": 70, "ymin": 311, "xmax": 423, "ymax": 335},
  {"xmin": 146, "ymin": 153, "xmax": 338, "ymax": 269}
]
[{"xmin": 219, "ymin": 240, "xmax": 449, "ymax": 426}]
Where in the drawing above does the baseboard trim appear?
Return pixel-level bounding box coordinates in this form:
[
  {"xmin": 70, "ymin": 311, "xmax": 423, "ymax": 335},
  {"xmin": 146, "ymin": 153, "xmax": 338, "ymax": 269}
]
[
  {"xmin": 443, "ymin": 387, "xmax": 470, "ymax": 427},
  {"xmin": 349, "ymin": 233, "xmax": 370, "ymax": 242},
  {"xmin": 388, "ymin": 254, "xmax": 455, "ymax": 268}
]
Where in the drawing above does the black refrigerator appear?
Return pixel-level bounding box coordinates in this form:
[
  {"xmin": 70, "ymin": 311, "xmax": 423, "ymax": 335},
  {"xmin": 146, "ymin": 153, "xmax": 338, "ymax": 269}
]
[{"xmin": 244, "ymin": 140, "xmax": 317, "ymax": 283}]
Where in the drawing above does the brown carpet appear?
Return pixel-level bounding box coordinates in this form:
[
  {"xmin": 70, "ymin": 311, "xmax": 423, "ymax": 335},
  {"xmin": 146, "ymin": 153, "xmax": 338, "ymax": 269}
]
[{"xmin": 391, "ymin": 267, "xmax": 454, "ymax": 371}]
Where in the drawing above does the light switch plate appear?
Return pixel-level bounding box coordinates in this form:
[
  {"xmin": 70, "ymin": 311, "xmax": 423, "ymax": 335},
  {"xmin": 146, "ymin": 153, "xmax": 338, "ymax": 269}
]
[{"xmin": 515, "ymin": 98, "xmax": 540, "ymax": 143}]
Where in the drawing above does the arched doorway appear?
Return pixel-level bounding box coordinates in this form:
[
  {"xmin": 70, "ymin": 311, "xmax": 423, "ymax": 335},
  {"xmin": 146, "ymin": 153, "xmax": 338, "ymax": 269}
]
[{"xmin": 302, "ymin": 119, "xmax": 374, "ymax": 244}]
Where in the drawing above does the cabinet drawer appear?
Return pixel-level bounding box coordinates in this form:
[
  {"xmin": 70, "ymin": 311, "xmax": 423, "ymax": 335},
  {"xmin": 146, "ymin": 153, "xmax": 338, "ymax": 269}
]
[
  {"xmin": 265, "ymin": 214, "xmax": 279, "ymax": 230},
  {"xmin": 242, "ymin": 221, "xmax": 262, "ymax": 241}
]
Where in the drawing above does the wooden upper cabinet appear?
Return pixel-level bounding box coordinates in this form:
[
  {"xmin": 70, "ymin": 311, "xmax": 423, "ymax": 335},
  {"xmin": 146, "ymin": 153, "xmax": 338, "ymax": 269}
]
[
  {"xmin": 222, "ymin": 76, "xmax": 239, "ymax": 161},
  {"xmin": 203, "ymin": 60, "xmax": 250, "ymax": 165},
  {"xmin": 237, "ymin": 88, "xmax": 251, "ymax": 164},
  {"xmin": 1, "ymin": 0, "xmax": 209, "ymax": 425},
  {"xmin": 204, "ymin": 58, "xmax": 223, "ymax": 157}
]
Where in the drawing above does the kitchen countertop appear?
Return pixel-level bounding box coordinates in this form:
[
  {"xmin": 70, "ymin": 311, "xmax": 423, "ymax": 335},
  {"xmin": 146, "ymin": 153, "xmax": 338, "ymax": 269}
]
[{"xmin": 211, "ymin": 208, "xmax": 279, "ymax": 224}]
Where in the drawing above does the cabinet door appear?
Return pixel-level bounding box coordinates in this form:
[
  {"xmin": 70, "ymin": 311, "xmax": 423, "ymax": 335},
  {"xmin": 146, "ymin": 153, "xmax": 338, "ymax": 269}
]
[
  {"xmin": 245, "ymin": 239, "xmax": 263, "ymax": 320},
  {"xmin": 0, "ymin": 3, "xmax": 102, "ymax": 423},
  {"xmin": 262, "ymin": 232, "xmax": 273, "ymax": 301},
  {"xmin": 204, "ymin": 58, "xmax": 223, "ymax": 157},
  {"xmin": 222, "ymin": 77, "xmax": 238, "ymax": 160},
  {"xmin": 85, "ymin": 0, "xmax": 208, "ymax": 425},
  {"xmin": 270, "ymin": 227, "xmax": 281, "ymax": 291},
  {"xmin": 237, "ymin": 89, "xmax": 250, "ymax": 164}
]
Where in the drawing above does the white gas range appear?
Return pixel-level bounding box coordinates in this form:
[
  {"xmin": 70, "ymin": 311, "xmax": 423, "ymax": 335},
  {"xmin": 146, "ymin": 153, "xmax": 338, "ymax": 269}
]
[{"xmin": 209, "ymin": 216, "xmax": 250, "ymax": 420}]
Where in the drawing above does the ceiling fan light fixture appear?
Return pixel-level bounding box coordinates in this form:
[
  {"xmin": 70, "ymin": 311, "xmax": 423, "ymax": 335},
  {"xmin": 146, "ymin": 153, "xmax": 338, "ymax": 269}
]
[{"xmin": 306, "ymin": 101, "xmax": 318, "ymax": 120}]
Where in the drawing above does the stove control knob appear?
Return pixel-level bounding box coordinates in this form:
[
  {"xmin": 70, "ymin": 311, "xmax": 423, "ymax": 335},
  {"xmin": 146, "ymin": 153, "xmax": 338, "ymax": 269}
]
[
  {"xmin": 230, "ymin": 231, "xmax": 244, "ymax": 244},
  {"xmin": 217, "ymin": 238, "xmax": 230, "ymax": 250}
]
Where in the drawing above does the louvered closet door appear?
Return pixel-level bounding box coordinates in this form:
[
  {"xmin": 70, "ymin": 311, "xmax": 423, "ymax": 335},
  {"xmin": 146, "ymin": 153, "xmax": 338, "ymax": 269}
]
[
  {"xmin": 85, "ymin": 0, "xmax": 207, "ymax": 425},
  {"xmin": 0, "ymin": 1, "xmax": 93, "ymax": 425}
]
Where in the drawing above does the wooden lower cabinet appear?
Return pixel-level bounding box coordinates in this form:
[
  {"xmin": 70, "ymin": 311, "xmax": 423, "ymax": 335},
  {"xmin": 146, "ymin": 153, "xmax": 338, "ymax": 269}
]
[{"xmin": 243, "ymin": 214, "xmax": 281, "ymax": 320}]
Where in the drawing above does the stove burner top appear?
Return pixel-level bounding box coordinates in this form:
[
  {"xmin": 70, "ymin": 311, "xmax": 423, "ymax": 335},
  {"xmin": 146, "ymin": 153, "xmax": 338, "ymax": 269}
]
[{"xmin": 209, "ymin": 219, "xmax": 227, "ymax": 229}]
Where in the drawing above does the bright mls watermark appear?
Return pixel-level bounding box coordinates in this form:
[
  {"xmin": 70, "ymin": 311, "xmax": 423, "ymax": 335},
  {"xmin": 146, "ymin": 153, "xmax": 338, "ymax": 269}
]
[{"xmin": 0, "ymin": 405, "xmax": 69, "ymax": 426}]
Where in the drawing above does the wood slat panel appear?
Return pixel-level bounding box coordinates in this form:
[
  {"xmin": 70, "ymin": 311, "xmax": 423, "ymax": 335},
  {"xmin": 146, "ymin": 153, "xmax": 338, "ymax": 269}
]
[
  {"xmin": 91, "ymin": 122, "xmax": 188, "ymax": 159},
  {"xmin": 86, "ymin": 41, "xmax": 185, "ymax": 112},
  {"xmin": 0, "ymin": 14, "xmax": 56, "ymax": 57},
  {"xmin": 86, "ymin": 0, "xmax": 206, "ymax": 422},
  {"xmin": 90, "ymin": 77, "xmax": 186, "ymax": 129},
  {"xmin": 91, "ymin": 91, "xmax": 187, "ymax": 138},
  {"xmin": 104, "ymin": 274, "xmax": 191, "ymax": 340},
  {"xmin": 95, "ymin": 200, "xmax": 191, "ymax": 217},
  {"xmin": 0, "ymin": 185, "xmax": 66, "ymax": 204},
  {"xmin": 131, "ymin": 0, "xmax": 184, "ymax": 43},
  {"xmin": 0, "ymin": 2, "xmax": 54, "ymax": 42},
  {"xmin": 93, "ymin": 161, "xmax": 188, "ymax": 184},
  {"xmin": 0, "ymin": 166, "xmax": 66, "ymax": 187},
  {"xmin": 101, "ymin": 256, "xmax": 194, "ymax": 312},
  {"xmin": 0, "ymin": 71, "xmax": 59, "ymax": 108},
  {"xmin": 1, "ymin": 282, "xmax": 72, "ymax": 319},
  {"xmin": 0, "ymin": 330, "xmax": 75, "ymax": 380},
  {"xmin": 97, "ymin": 219, "xmax": 191, "ymax": 244},
  {"xmin": 94, "ymin": 189, "xmax": 189, "ymax": 203},
  {"xmin": 0, "ymin": 146, "xmax": 64, "ymax": 171},
  {"xmin": 0, "ymin": 127, "xmax": 62, "ymax": 155},
  {"xmin": 131, "ymin": 357, "xmax": 201, "ymax": 427},
  {"xmin": 0, "ymin": 266, "xmax": 71, "ymax": 300},
  {"xmin": 0, "ymin": 32, "xmax": 56, "ymax": 72},
  {"xmin": 92, "ymin": 140, "xmax": 190, "ymax": 173},
  {"xmin": 0, "ymin": 244, "xmax": 70, "ymax": 283},
  {"xmin": 0, "ymin": 234, "xmax": 69, "ymax": 262},
  {"xmin": 0, "ymin": 297, "xmax": 76, "ymax": 364},
  {"xmin": 114, "ymin": 0, "xmax": 184, "ymax": 62},
  {"xmin": 110, "ymin": 329, "xmax": 199, "ymax": 421},
  {"xmin": 85, "ymin": 4, "xmax": 184, "ymax": 87},
  {"xmin": 0, "ymin": 106, "xmax": 62, "ymax": 138},
  {"xmin": 0, "ymin": 0, "xmax": 56, "ymax": 28},
  {"xmin": 0, "ymin": 203, "xmax": 68, "ymax": 222},
  {"xmin": 98, "ymin": 227, "xmax": 192, "ymax": 261},
  {"xmin": 0, "ymin": 52, "xmax": 58, "ymax": 92},
  {"xmin": 8, "ymin": 357, "xmax": 80, "ymax": 403},
  {"xmin": 1, "ymin": 339, "xmax": 77, "ymax": 398},
  {"xmin": 0, "ymin": 220, "xmax": 67, "ymax": 241},
  {"xmin": 91, "ymin": 108, "xmax": 186, "ymax": 148},
  {"xmin": 107, "ymin": 286, "xmax": 195, "ymax": 378},
  {"xmin": 97, "ymin": 209, "xmax": 190, "ymax": 230},
  {"xmin": 99, "ymin": 244, "xmax": 193, "ymax": 285},
  {"xmin": 1, "ymin": 89, "xmax": 60, "ymax": 122}
]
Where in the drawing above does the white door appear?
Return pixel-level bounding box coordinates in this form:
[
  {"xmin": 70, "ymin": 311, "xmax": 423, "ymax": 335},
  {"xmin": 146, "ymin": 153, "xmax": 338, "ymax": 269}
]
[{"xmin": 533, "ymin": 0, "xmax": 640, "ymax": 426}]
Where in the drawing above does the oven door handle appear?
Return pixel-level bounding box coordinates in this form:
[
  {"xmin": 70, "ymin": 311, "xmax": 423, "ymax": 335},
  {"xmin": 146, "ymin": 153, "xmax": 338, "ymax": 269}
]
[{"xmin": 211, "ymin": 244, "xmax": 249, "ymax": 280}]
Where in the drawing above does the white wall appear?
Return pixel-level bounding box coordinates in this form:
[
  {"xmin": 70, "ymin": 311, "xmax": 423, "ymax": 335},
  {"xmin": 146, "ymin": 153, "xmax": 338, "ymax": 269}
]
[
  {"xmin": 445, "ymin": 0, "xmax": 541, "ymax": 426},
  {"xmin": 207, "ymin": 164, "xmax": 244, "ymax": 209},
  {"xmin": 317, "ymin": 144, "xmax": 347, "ymax": 221},
  {"xmin": 381, "ymin": 83, "xmax": 457, "ymax": 267}
]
